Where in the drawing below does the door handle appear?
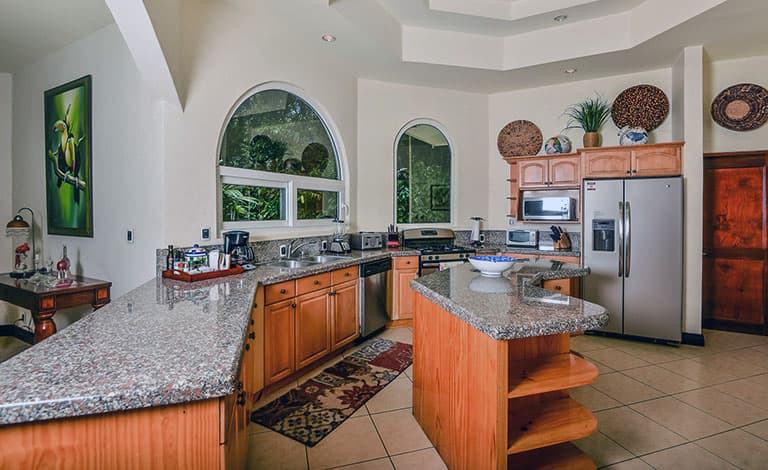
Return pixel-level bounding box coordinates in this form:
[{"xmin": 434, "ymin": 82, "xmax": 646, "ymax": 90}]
[
  {"xmin": 625, "ymin": 201, "xmax": 631, "ymax": 278},
  {"xmin": 618, "ymin": 201, "xmax": 624, "ymax": 277}
]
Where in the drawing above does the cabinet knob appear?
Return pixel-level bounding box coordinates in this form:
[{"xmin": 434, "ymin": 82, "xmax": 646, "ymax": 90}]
[
  {"xmin": 249, "ymin": 332, "xmax": 255, "ymax": 339},
  {"xmin": 280, "ymin": 288, "xmax": 286, "ymax": 294},
  {"xmin": 633, "ymin": 169, "xmax": 638, "ymax": 173},
  {"xmin": 314, "ymin": 280, "xmax": 320, "ymax": 285},
  {"xmin": 245, "ymin": 343, "xmax": 250, "ymax": 351},
  {"xmin": 253, "ymin": 302, "xmax": 258, "ymax": 309},
  {"xmin": 237, "ymin": 392, "xmax": 246, "ymax": 406},
  {"xmin": 250, "ymin": 319, "xmax": 254, "ymax": 325},
  {"xmin": 406, "ymin": 261, "xmax": 411, "ymax": 264},
  {"xmin": 237, "ymin": 381, "xmax": 243, "ymax": 391},
  {"xmin": 345, "ymin": 272, "xmax": 350, "ymax": 277},
  {"xmin": 554, "ymin": 285, "xmax": 562, "ymax": 291},
  {"xmin": 292, "ymin": 303, "xmax": 296, "ymax": 308}
]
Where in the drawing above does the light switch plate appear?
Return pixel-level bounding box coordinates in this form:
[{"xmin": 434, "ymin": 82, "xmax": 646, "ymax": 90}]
[{"xmin": 201, "ymin": 227, "xmax": 211, "ymax": 241}]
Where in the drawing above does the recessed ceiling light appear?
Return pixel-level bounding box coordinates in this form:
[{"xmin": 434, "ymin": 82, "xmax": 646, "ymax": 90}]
[
  {"xmin": 321, "ymin": 34, "xmax": 336, "ymax": 43},
  {"xmin": 564, "ymin": 68, "xmax": 578, "ymax": 74},
  {"xmin": 554, "ymin": 15, "xmax": 568, "ymax": 22}
]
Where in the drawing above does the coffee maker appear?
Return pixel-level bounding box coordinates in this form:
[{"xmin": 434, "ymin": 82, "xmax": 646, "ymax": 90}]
[{"xmin": 223, "ymin": 231, "xmax": 254, "ymax": 265}]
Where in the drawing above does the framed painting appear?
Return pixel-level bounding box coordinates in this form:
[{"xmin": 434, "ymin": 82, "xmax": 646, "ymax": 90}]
[{"xmin": 44, "ymin": 75, "xmax": 93, "ymax": 237}]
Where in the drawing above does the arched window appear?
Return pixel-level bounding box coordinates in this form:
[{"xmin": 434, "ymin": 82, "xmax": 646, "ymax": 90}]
[
  {"xmin": 394, "ymin": 121, "xmax": 452, "ymax": 225},
  {"xmin": 219, "ymin": 86, "xmax": 344, "ymax": 229}
]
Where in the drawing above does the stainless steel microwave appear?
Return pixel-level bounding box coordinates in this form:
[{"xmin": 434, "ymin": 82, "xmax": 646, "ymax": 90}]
[{"xmin": 522, "ymin": 193, "xmax": 578, "ymax": 221}]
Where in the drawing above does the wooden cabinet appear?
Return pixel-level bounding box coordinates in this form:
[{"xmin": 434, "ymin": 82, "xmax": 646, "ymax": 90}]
[
  {"xmin": 221, "ymin": 356, "xmax": 250, "ymax": 469},
  {"xmin": 519, "ymin": 156, "xmax": 580, "ymax": 189},
  {"xmin": 295, "ymin": 289, "xmax": 331, "ymax": 370},
  {"xmin": 582, "ymin": 142, "xmax": 683, "ymax": 178},
  {"xmin": 264, "ymin": 267, "xmax": 360, "ymax": 386},
  {"xmin": 390, "ymin": 256, "xmax": 419, "ymax": 321},
  {"xmin": 331, "ymin": 279, "xmax": 359, "ymax": 350},
  {"xmin": 243, "ymin": 287, "xmax": 264, "ymax": 397},
  {"xmin": 265, "ymin": 298, "xmax": 295, "ymax": 385},
  {"xmin": 542, "ymin": 278, "xmax": 581, "ymax": 298}
]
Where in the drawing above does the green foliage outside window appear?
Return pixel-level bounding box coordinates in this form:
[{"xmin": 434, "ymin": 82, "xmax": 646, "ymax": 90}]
[{"xmin": 222, "ymin": 184, "xmax": 285, "ymax": 222}]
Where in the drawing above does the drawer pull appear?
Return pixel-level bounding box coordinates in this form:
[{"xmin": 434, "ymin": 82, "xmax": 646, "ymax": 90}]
[
  {"xmin": 292, "ymin": 303, "xmax": 296, "ymax": 308},
  {"xmin": 345, "ymin": 272, "xmax": 350, "ymax": 277},
  {"xmin": 405, "ymin": 261, "xmax": 411, "ymax": 265},
  {"xmin": 249, "ymin": 332, "xmax": 255, "ymax": 339},
  {"xmin": 554, "ymin": 285, "xmax": 562, "ymax": 291},
  {"xmin": 280, "ymin": 288, "xmax": 286, "ymax": 294},
  {"xmin": 245, "ymin": 343, "xmax": 250, "ymax": 351},
  {"xmin": 237, "ymin": 392, "xmax": 246, "ymax": 406},
  {"xmin": 314, "ymin": 280, "xmax": 320, "ymax": 285}
]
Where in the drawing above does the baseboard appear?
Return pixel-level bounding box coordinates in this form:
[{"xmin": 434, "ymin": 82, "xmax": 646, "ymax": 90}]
[
  {"xmin": 0, "ymin": 324, "xmax": 34, "ymax": 344},
  {"xmin": 681, "ymin": 332, "xmax": 705, "ymax": 346}
]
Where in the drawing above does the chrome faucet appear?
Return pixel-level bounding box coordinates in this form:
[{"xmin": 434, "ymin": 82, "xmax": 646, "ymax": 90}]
[{"xmin": 287, "ymin": 239, "xmax": 318, "ymax": 259}]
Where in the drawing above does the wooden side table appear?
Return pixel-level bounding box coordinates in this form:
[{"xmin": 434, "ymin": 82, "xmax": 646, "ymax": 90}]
[{"xmin": 0, "ymin": 274, "xmax": 112, "ymax": 344}]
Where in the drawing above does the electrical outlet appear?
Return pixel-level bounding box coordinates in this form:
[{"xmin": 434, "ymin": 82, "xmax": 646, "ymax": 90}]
[
  {"xmin": 127, "ymin": 229, "xmax": 134, "ymax": 243},
  {"xmin": 479, "ymin": 233, "xmax": 486, "ymax": 243},
  {"xmin": 508, "ymin": 217, "xmax": 517, "ymax": 225},
  {"xmin": 321, "ymin": 240, "xmax": 328, "ymax": 252},
  {"xmin": 201, "ymin": 227, "xmax": 211, "ymax": 241},
  {"xmin": 279, "ymin": 244, "xmax": 288, "ymax": 257}
]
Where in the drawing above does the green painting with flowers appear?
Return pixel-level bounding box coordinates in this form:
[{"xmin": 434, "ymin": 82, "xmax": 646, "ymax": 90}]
[{"xmin": 44, "ymin": 75, "xmax": 93, "ymax": 237}]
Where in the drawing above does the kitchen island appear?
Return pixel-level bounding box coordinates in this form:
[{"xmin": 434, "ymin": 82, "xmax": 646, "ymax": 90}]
[{"xmin": 410, "ymin": 261, "xmax": 609, "ymax": 470}]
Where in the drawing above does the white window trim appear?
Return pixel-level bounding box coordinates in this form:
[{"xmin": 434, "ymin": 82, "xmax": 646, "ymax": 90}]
[
  {"xmin": 393, "ymin": 118, "xmax": 457, "ymax": 229},
  {"xmin": 217, "ymin": 83, "xmax": 347, "ymax": 234}
]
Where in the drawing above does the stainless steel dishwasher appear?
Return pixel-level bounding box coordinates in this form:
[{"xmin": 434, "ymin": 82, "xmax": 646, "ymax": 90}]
[{"xmin": 359, "ymin": 258, "xmax": 392, "ymax": 338}]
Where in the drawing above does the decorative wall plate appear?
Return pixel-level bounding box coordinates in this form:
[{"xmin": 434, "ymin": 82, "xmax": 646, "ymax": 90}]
[
  {"xmin": 711, "ymin": 83, "xmax": 768, "ymax": 131},
  {"xmin": 612, "ymin": 85, "xmax": 669, "ymax": 131},
  {"xmin": 497, "ymin": 120, "xmax": 542, "ymax": 158}
]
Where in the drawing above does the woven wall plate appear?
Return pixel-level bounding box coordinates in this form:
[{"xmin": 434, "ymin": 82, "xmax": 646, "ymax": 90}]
[
  {"xmin": 711, "ymin": 83, "xmax": 768, "ymax": 131},
  {"xmin": 612, "ymin": 85, "xmax": 669, "ymax": 131},
  {"xmin": 497, "ymin": 120, "xmax": 542, "ymax": 158}
]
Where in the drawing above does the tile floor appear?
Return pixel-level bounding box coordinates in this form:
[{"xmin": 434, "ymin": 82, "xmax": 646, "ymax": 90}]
[{"xmin": 248, "ymin": 328, "xmax": 768, "ymax": 469}]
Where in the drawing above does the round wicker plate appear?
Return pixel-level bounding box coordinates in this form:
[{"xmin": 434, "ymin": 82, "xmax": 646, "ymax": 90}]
[
  {"xmin": 497, "ymin": 120, "xmax": 542, "ymax": 158},
  {"xmin": 711, "ymin": 83, "xmax": 768, "ymax": 131},
  {"xmin": 612, "ymin": 85, "xmax": 669, "ymax": 131}
]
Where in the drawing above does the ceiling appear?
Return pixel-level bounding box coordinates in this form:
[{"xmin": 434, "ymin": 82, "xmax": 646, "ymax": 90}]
[{"xmin": 0, "ymin": 0, "xmax": 114, "ymax": 73}]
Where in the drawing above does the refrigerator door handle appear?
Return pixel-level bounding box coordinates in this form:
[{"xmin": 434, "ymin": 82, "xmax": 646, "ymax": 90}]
[
  {"xmin": 625, "ymin": 201, "xmax": 631, "ymax": 278},
  {"xmin": 618, "ymin": 201, "xmax": 624, "ymax": 277}
]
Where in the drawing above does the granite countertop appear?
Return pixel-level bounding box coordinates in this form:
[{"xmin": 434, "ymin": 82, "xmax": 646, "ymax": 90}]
[
  {"xmin": 410, "ymin": 261, "xmax": 608, "ymax": 341},
  {"xmin": 0, "ymin": 248, "xmax": 419, "ymax": 426},
  {"xmin": 464, "ymin": 244, "xmax": 581, "ymax": 258}
]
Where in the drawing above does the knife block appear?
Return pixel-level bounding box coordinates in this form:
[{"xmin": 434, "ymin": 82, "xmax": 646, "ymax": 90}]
[{"xmin": 554, "ymin": 235, "xmax": 571, "ymax": 251}]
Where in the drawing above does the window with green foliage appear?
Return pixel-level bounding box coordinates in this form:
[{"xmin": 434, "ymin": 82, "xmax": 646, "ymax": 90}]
[
  {"xmin": 219, "ymin": 87, "xmax": 343, "ymax": 229},
  {"xmin": 395, "ymin": 122, "xmax": 452, "ymax": 225}
]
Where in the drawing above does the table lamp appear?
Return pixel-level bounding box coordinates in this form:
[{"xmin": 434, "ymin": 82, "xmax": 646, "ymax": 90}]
[{"xmin": 5, "ymin": 208, "xmax": 36, "ymax": 278}]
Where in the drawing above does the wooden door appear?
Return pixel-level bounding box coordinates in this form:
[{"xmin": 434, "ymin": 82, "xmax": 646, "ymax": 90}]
[
  {"xmin": 519, "ymin": 159, "xmax": 549, "ymax": 188},
  {"xmin": 295, "ymin": 289, "xmax": 331, "ymax": 369},
  {"xmin": 582, "ymin": 150, "xmax": 630, "ymax": 178},
  {"xmin": 632, "ymin": 145, "xmax": 682, "ymax": 177},
  {"xmin": 703, "ymin": 152, "xmax": 768, "ymax": 334},
  {"xmin": 549, "ymin": 156, "xmax": 581, "ymax": 187},
  {"xmin": 264, "ymin": 298, "xmax": 295, "ymax": 385},
  {"xmin": 395, "ymin": 269, "xmax": 419, "ymax": 320},
  {"xmin": 331, "ymin": 280, "xmax": 359, "ymax": 350}
]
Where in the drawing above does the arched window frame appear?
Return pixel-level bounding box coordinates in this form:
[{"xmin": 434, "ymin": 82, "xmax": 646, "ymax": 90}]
[
  {"xmin": 393, "ymin": 118, "xmax": 456, "ymax": 227},
  {"xmin": 217, "ymin": 82, "xmax": 347, "ymax": 233}
]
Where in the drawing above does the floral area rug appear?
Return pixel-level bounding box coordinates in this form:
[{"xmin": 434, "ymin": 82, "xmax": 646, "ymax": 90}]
[{"xmin": 251, "ymin": 338, "xmax": 412, "ymax": 446}]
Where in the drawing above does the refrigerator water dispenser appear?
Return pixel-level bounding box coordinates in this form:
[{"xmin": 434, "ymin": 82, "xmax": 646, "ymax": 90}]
[{"xmin": 592, "ymin": 219, "xmax": 615, "ymax": 252}]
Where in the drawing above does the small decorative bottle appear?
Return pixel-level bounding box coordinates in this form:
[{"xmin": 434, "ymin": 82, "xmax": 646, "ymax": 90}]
[{"xmin": 57, "ymin": 245, "xmax": 71, "ymax": 280}]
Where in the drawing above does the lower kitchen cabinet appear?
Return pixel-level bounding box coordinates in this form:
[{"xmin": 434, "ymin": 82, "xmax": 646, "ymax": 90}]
[
  {"xmin": 265, "ymin": 298, "xmax": 296, "ymax": 385},
  {"xmin": 221, "ymin": 373, "xmax": 249, "ymax": 470},
  {"xmin": 331, "ymin": 279, "xmax": 359, "ymax": 350},
  {"xmin": 264, "ymin": 267, "xmax": 360, "ymax": 386},
  {"xmin": 391, "ymin": 256, "xmax": 419, "ymax": 321},
  {"xmin": 295, "ymin": 288, "xmax": 332, "ymax": 370}
]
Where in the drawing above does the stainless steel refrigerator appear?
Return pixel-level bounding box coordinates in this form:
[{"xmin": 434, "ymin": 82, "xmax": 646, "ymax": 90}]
[{"xmin": 582, "ymin": 176, "xmax": 683, "ymax": 342}]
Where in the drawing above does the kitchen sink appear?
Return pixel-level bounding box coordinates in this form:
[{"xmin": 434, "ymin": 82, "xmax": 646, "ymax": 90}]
[
  {"xmin": 267, "ymin": 259, "xmax": 319, "ymax": 269},
  {"xmin": 300, "ymin": 255, "xmax": 353, "ymax": 263}
]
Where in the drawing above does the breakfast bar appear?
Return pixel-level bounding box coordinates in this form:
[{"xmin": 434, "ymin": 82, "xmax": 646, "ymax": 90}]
[{"xmin": 410, "ymin": 261, "xmax": 609, "ymax": 469}]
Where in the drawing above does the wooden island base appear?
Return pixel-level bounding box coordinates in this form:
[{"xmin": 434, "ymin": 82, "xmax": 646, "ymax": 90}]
[{"xmin": 413, "ymin": 294, "xmax": 599, "ymax": 470}]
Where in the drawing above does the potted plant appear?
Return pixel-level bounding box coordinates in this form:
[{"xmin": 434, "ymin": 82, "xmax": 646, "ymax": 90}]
[{"xmin": 564, "ymin": 96, "xmax": 612, "ymax": 147}]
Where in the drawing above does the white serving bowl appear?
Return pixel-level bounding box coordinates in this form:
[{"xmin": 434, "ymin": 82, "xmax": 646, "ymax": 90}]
[{"xmin": 468, "ymin": 255, "xmax": 516, "ymax": 277}]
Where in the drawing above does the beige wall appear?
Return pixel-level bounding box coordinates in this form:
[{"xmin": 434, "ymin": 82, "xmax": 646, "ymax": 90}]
[
  {"xmin": 0, "ymin": 73, "xmax": 17, "ymax": 325},
  {"xmin": 356, "ymin": 79, "xmax": 489, "ymax": 232},
  {"xmin": 11, "ymin": 25, "xmax": 165, "ymax": 328},
  {"xmin": 704, "ymin": 54, "xmax": 768, "ymax": 153},
  {"xmin": 162, "ymin": 0, "xmax": 358, "ymax": 246},
  {"xmin": 487, "ymin": 68, "xmax": 674, "ymax": 230}
]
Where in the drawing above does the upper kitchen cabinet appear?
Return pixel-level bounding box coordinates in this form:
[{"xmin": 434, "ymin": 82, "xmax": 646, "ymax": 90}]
[
  {"xmin": 582, "ymin": 142, "xmax": 683, "ymax": 178},
  {"xmin": 518, "ymin": 155, "xmax": 580, "ymax": 189}
]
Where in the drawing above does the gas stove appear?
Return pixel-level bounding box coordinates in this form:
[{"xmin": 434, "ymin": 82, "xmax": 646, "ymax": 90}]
[{"xmin": 401, "ymin": 228, "xmax": 476, "ymax": 274}]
